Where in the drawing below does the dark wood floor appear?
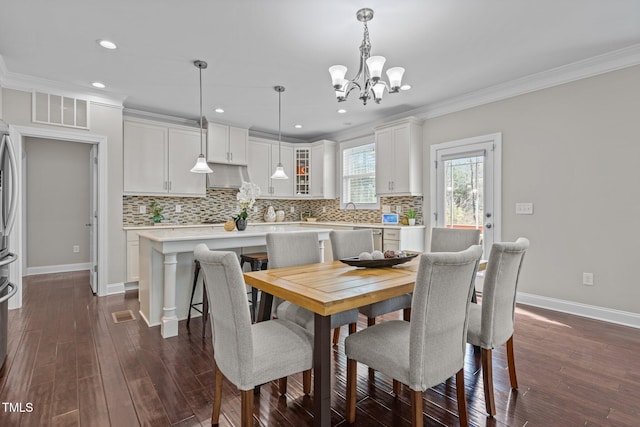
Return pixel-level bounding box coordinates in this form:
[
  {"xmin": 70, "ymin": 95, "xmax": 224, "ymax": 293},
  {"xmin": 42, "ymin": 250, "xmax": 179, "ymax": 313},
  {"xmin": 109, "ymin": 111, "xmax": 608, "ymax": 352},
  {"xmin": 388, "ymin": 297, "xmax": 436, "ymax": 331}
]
[{"xmin": 1, "ymin": 271, "xmax": 639, "ymax": 426}]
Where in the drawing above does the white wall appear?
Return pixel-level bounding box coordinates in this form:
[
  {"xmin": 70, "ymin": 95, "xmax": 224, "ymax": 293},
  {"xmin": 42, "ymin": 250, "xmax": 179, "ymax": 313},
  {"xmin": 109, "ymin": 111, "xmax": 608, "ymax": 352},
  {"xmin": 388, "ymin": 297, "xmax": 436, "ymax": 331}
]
[
  {"xmin": 24, "ymin": 137, "xmax": 91, "ymax": 268},
  {"xmin": 423, "ymin": 65, "xmax": 640, "ymax": 315},
  {"xmin": 2, "ymin": 88, "xmax": 125, "ymax": 288}
]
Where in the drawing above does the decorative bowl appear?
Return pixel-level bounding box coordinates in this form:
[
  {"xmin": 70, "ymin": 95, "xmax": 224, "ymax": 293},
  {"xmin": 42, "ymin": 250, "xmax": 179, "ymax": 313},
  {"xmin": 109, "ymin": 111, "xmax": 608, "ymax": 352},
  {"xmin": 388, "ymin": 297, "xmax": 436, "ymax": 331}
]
[{"xmin": 339, "ymin": 252, "xmax": 419, "ymax": 268}]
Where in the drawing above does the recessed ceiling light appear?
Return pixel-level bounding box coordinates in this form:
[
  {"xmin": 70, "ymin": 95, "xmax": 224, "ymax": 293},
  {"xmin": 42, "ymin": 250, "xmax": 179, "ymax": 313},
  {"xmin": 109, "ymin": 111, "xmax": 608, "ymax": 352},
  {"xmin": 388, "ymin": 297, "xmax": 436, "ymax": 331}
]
[
  {"xmin": 97, "ymin": 39, "xmax": 117, "ymax": 50},
  {"xmin": 91, "ymin": 82, "xmax": 106, "ymax": 89},
  {"xmin": 400, "ymin": 84, "xmax": 412, "ymax": 91},
  {"xmin": 294, "ymin": 124, "xmax": 302, "ymax": 129},
  {"xmin": 337, "ymin": 109, "xmax": 347, "ymax": 114},
  {"xmin": 214, "ymin": 108, "xmax": 224, "ymax": 113}
]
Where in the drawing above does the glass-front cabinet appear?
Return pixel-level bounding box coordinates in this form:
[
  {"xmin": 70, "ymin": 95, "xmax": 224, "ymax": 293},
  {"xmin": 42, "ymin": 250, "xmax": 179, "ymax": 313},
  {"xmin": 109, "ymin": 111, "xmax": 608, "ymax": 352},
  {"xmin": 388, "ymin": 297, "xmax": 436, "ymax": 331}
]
[{"xmin": 295, "ymin": 148, "xmax": 310, "ymax": 196}]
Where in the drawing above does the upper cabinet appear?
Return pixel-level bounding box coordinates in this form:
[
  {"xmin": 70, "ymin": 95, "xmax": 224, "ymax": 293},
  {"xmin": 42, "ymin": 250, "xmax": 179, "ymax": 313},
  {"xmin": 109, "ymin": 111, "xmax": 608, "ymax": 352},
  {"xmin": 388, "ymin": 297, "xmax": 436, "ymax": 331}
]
[
  {"xmin": 375, "ymin": 117, "xmax": 423, "ymax": 196},
  {"xmin": 124, "ymin": 118, "xmax": 205, "ymax": 197},
  {"xmin": 246, "ymin": 138, "xmax": 293, "ymax": 198},
  {"xmin": 310, "ymin": 140, "xmax": 336, "ymax": 199},
  {"xmin": 206, "ymin": 122, "xmax": 248, "ymax": 165}
]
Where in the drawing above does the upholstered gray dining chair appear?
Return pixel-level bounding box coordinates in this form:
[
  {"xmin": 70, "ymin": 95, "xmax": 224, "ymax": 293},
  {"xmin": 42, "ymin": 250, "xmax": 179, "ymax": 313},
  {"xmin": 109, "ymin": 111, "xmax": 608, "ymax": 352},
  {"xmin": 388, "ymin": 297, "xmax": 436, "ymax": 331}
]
[
  {"xmin": 194, "ymin": 244, "xmax": 313, "ymax": 427},
  {"xmin": 266, "ymin": 232, "xmax": 359, "ymax": 347},
  {"xmin": 466, "ymin": 237, "xmax": 529, "ymax": 417},
  {"xmin": 359, "ymin": 227, "xmax": 481, "ymax": 326},
  {"xmin": 345, "ymin": 245, "xmax": 483, "ymax": 427}
]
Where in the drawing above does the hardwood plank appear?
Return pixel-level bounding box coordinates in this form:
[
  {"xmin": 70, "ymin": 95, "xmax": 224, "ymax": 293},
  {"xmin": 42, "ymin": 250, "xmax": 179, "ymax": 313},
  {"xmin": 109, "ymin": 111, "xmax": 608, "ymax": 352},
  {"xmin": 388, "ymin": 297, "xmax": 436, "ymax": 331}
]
[
  {"xmin": 50, "ymin": 410, "xmax": 79, "ymax": 427},
  {"xmin": 78, "ymin": 375, "xmax": 110, "ymax": 427}
]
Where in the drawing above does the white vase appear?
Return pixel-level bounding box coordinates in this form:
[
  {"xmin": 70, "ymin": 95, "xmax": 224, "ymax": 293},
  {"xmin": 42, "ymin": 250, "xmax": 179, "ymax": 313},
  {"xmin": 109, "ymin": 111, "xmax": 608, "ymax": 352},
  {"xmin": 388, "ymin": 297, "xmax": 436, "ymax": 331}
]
[
  {"xmin": 264, "ymin": 205, "xmax": 276, "ymax": 222},
  {"xmin": 276, "ymin": 210, "xmax": 285, "ymax": 222},
  {"xmin": 408, "ymin": 218, "xmax": 416, "ymax": 226}
]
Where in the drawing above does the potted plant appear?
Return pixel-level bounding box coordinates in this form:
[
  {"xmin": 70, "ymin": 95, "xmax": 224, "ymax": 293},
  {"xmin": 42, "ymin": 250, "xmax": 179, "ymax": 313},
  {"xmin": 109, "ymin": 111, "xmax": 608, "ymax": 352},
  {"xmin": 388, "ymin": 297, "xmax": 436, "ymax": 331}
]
[
  {"xmin": 233, "ymin": 182, "xmax": 260, "ymax": 231},
  {"xmin": 406, "ymin": 209, "xmax": 416, "ymax": 226},
  {"xmin": 150, "ymin": 201, "xmax": 164, "ymax": 223}
]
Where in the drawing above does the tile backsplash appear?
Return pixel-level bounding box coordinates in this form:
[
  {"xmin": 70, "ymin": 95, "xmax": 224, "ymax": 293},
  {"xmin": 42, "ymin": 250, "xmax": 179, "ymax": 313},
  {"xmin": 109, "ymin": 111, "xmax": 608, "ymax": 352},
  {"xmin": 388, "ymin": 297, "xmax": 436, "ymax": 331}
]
[{"xmin": 123, "ymin": 190, "xmax": 423, "ymax": 227}]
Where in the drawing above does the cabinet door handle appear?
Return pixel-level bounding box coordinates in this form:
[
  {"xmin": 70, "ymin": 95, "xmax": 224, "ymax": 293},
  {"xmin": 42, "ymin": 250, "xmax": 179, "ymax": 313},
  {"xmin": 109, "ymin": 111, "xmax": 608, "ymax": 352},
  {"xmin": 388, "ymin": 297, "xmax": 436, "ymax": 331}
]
[
  {"xmin": 226, "ymin": 152, "xmax": 230, "ymax": 161},
  {"xmin": 164, "ymin": 181, "xmax": 167, "ymax": 190},
  {"xmin": 229, "ymin": 152, "xmax": 233, "ymax": 161},
  {"xmin": 168, "ymin": 181, "xmax": 172, "ymax": 191}
]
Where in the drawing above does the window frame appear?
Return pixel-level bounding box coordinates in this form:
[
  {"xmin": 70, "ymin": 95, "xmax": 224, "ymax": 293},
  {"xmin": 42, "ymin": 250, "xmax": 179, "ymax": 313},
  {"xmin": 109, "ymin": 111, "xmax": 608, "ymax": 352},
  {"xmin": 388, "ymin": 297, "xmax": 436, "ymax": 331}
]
[{"xmin": 339, "ymin": 138, "xmax": 379, "ymax": 210}]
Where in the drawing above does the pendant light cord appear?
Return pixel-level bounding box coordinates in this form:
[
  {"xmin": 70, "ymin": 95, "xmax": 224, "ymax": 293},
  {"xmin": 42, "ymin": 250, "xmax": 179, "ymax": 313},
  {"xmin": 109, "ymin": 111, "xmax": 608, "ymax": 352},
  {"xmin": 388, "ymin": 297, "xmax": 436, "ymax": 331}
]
[
  {"xmin": 199, "ymin": 64, "xmax": 204, "ymax": 155},
  {"xmin": 278, "ymin": 89, "xmax": 282, "ymax": 163}
]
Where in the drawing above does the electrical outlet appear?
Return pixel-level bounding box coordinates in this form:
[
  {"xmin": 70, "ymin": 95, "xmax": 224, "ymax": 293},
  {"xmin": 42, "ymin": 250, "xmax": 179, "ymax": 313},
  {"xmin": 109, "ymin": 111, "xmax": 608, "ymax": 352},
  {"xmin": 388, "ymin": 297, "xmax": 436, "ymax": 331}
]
[
  {"xmin": 583, "ymin": 272, "xmax": 594, "ymax": 286},
  {"xmin": 382, "ymin": 205, "xmax": 391, "ymax": 213},
  {"xmin": 290, "ymin": 206, "xmax": 295, "ymax": 213},
  {"xmin": 253, "ymin": 206, "xmax": 258, "ymax": 213},
  {"xmin": 73, "ymin": 245, "xmax": 80, "ymax": 253},
  {"xmin": 396, "ymin": 205, "xmax": 402, "ymax": 214},
  {"xmin": 516, "ymin": 203, "xmax": 534, "ymax": 215},
  {"xmin": 175, "ymin": 204, "xmax": 181, "ymax": 213},
  {"xmin": 322, "ymin": 206, "xmax": 327, "ymax": 213},
  {"xmin": 139, "ymin": 205, "xmax": 146, "ymax": 214}
]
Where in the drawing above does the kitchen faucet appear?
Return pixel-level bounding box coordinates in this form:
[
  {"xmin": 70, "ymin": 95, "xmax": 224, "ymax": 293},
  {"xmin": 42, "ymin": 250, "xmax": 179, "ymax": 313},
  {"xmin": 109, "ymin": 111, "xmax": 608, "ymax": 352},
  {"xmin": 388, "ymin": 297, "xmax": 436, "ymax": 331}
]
[{"xmin": 344, "ymin": 202, "xmax": 357, "ymax": 222}]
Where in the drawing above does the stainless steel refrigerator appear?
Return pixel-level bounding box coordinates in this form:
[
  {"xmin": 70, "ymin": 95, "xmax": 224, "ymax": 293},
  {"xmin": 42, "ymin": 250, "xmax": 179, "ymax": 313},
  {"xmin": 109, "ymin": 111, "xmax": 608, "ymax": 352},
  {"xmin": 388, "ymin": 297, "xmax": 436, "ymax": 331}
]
[{"xmin": 0, "ymin": 122, "xmax": 18, "ymax": 368}]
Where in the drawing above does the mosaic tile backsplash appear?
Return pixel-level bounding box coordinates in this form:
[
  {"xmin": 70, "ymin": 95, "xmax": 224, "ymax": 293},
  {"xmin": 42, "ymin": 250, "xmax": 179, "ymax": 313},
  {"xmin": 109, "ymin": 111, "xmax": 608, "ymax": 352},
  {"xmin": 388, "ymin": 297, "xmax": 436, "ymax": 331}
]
[{"xmin": 123, "ymin": 190, "xmax": 423, "ymax": 227}]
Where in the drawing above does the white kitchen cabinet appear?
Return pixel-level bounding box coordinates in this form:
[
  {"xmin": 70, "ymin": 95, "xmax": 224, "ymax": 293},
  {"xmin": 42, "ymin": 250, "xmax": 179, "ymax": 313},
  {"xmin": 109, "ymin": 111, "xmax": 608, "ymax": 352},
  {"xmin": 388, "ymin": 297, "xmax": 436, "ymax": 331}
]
[
  {"xmin": 124, "ymin": 119, "xmax": 205, "ymax": 197},
  {"xmin": 126, "ymin": 230, "xmax": 140, "ymax": 283},
  {"xmin": 310, "ymin": 140, "xmax": 336, "ymax": 199},
  {"xmin": 375, "ymin": 117, "xmax": 423, "ymax": 196},
  {"xmin": 206, "ymin": 122, "xmax": 248, "ymax": 165},
  {"xmin": 383, "ymin": 226, "xmax": 425, "ymax": 252},
  {"xmin": 247, "ymin": 137, "xmax": 293, "ymax": 198}
]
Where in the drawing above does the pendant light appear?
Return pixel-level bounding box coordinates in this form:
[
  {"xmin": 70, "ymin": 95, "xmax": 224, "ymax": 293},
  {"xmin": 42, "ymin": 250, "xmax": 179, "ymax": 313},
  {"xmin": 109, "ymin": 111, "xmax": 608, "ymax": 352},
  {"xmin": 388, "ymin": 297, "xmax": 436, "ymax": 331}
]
[
  {"xmin": 270, "ymin": 85, "xmax": 288, "ymax": 179},
  {"xmin": 190, "ymin": 60, "xmax": 213, "ymax": 174}
]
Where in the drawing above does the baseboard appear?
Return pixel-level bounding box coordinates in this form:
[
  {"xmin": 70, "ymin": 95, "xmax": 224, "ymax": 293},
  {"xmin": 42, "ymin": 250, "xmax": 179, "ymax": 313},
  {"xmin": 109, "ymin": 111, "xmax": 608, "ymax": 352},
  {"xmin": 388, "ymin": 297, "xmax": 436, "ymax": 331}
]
[
  {"xmin": 106, "ymin": 282, "xmax": 125, "ymax": 295},
  {"xmin": 25, "ymin": 263, "xmax": 90, "ymax": 276},
  {"xmin": 516, "ymin": 292, "xmax": 640, "ymax": 329},
  {"xmin": 124, "ymin": 281, "xmax": 139, "ymax": 292}
]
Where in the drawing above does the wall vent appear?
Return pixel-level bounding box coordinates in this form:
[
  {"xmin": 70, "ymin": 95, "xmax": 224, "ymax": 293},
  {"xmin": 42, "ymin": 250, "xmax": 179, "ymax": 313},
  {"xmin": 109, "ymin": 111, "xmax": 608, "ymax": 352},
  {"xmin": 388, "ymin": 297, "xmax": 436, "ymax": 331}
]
[{"xmin": 32, "ymin": 91, "xmax": 90, "ymax": 129}]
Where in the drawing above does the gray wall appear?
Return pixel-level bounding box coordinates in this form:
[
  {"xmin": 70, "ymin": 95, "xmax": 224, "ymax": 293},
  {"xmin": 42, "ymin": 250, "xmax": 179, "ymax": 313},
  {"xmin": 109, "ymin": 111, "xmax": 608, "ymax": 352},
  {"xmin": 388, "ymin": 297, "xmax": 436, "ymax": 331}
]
[
  {"xmin": 24, "ymin": 137, "xmax": 91, "ymax": 267},
  {"xmin": 423, "ymin": 65, "xmax": 640, "ymax": 314},
  {"xmin": 3, "ymin": 88, "xmax": 125, "ymax": 287}
]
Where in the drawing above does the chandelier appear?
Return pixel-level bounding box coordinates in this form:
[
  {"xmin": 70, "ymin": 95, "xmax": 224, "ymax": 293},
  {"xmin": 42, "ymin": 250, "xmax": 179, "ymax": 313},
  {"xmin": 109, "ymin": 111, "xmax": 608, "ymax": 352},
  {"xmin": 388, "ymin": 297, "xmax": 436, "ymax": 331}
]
[{"xmin": 328, "ymin": 8, "xmax": 406, "ymax": 105}]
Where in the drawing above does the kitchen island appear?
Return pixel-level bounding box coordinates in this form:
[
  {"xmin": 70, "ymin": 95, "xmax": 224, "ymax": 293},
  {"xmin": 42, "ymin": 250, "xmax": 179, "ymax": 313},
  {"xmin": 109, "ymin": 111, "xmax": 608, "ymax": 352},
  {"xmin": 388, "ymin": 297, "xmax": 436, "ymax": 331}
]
[{"xmin": 137, "ymin": 224, "xmax": 331, "ymax": 338}]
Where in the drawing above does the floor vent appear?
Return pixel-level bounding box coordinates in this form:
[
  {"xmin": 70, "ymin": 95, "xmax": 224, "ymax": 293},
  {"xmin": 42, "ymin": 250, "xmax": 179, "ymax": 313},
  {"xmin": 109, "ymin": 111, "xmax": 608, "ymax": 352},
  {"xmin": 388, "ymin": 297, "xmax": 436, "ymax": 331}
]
[{"xmin": 112, "ymin": 310, "xmax": 136, "ymax": 324}]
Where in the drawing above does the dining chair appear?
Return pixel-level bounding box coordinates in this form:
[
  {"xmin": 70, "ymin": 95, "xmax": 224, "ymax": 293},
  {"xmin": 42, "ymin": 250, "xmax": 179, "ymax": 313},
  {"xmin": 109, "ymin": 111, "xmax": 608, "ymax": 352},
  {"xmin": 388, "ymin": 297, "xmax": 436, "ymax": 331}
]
[
  {"xmin": 466, "ymin": 237, "xmax": 529, "ymax": 417},
  {"xmin": 194, "ymin": 244, "xmax": 314, "ymax": 427},
  {"xmin": 345, "ymin": 245, "xmax": 483, "ymax": 427},
  {"xmin": 359, "ymin": 227, "xmax": 481, "ymax": 326},
  {"xmin": 266, "ymin": 232, "xmax": 359, "ymax": 347}
]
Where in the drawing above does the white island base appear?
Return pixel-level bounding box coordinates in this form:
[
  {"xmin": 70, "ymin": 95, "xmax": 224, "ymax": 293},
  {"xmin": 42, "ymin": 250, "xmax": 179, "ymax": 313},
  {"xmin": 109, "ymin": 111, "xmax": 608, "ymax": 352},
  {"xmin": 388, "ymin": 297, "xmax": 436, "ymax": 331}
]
[{"xmin": 137, "ymin": 224, "xmax": 330, "ymax": 338}]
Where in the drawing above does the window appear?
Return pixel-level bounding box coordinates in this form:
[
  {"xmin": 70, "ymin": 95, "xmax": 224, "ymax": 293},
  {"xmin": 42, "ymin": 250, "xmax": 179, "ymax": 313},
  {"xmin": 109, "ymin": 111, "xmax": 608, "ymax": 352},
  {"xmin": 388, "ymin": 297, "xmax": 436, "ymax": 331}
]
[{"xmin": 341, "ymin": 142, "xmax": 378, "ymax": 209}]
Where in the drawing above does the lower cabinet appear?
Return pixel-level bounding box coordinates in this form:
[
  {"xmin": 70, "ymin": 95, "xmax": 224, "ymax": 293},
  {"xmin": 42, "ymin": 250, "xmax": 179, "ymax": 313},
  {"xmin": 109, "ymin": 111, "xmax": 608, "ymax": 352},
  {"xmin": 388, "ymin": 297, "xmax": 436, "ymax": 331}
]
[{"xmin": 383, "ymin": 227, "xmax": 425, "ymax": 252}]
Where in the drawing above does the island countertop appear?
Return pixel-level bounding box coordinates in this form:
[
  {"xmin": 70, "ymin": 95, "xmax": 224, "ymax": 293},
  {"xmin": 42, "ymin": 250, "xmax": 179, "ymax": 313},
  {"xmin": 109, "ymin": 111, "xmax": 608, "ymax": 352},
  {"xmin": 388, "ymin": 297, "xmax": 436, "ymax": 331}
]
[{"xmin": 137, "ymin": 223, "xmax": 332, "ymax": 338}]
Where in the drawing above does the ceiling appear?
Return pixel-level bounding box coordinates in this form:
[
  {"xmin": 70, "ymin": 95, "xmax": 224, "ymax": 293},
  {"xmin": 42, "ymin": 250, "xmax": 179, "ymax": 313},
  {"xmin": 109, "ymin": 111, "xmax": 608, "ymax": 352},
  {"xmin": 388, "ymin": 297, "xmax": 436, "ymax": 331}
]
[{"xmin": 1, "ymin": 1, "xmax": 639, "ymax": 142}]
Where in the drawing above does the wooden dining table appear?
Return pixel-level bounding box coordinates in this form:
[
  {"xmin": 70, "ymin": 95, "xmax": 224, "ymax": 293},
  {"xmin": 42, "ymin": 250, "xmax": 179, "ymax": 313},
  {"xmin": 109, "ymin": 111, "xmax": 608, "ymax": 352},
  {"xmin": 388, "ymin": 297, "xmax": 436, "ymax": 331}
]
[
  {"xmin": 244, "ymin": 257, "xmax": 487, "ymax": 426},
  {"xmin": 243, "ymin": 258, "xmax": 420, "ymax": 427}
]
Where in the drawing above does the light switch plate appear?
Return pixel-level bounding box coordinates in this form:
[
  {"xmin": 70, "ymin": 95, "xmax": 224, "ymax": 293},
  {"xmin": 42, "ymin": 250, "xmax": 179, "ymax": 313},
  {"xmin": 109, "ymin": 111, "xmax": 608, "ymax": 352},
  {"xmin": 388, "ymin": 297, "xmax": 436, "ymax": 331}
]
[
  {"xmin": 382, "ymin": 205, "xmax": 391, "ymax": 213},
  {"xmin": 515, "ymin": 203, "xmax": 533, "ymax": 215},
  {"xmin": 175, "ymin": 204, "xmax": 182, "ymax": 213},
  {"xmin": 139, "ymin": 205, "xmax": 146, "ymax": 214}
]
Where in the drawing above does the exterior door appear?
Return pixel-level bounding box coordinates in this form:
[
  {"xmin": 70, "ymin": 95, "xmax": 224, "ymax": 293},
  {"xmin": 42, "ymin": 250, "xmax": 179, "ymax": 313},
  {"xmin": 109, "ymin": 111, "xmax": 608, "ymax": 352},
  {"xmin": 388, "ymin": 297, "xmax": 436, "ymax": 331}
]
[{"xmin": 430, "ymin": 133, "xmax": 502, "ymax": 256}]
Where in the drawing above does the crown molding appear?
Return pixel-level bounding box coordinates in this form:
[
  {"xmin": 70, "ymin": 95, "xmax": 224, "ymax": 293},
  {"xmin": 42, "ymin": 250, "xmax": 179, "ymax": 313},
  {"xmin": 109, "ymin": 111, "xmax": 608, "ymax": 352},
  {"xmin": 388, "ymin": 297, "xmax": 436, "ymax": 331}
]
[
  {"xmin": 123, "ymin": 108, "xmax": 200, "ymax": 128},
  {"xmin": 0, "ymin": 57, "xmax": 125, "ymax": 109},
  {"xmin": 419, "ymin": 43, "xmax": 640, "ymax": 120}
]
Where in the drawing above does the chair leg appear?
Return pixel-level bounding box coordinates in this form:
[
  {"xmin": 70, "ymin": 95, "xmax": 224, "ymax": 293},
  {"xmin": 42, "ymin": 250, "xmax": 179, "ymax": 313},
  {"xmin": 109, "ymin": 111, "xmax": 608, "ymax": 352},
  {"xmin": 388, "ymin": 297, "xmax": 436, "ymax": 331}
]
[
  {"xmin": 393, "ymin": 379, "xmax": 401, "ymax": 395},
  {"xmin": 506, "ymin": 335, "xmax": 518, "ymax": 389},
  {"xmin": 278, "ymin": 377, "xmax": 287, "ymax": 395},
  {"xmin": 332, "ymin": 327, "xmax": 341, "ymax": 345},
  {"xmin": 303, "ymin": 370, "xmax": 312, "ymax": 395},
  {"xmin": 481, "ymin": 347, "xmax": 496, "ymax": 416},
  {"xmin": 410, "ymin": 389, "xmax": 423, "ymax": 427},
  {"xmin": 211, "ymin": 363, "xmax": 223, "ymax": 426},
  {"xmin": 346, "ymin": 358, "xmax": 357, "ymax": 423},
  {"xmin": 348, "ymin": 322, "xmax": 357, "ymax": 335},
  {"xmin": 187, "ymin": 262, "xmax": 200, "ymax": 327},
  {"xmin": 403, "ymin": 308, "xmax": 411, "ymax": 322},
  {"xmin": 201, "ymin": 284, "xmax": 208, "ymax": 338},
  {"xmin": 456, "ymin": 369, "xmax": 469, "ymax": 427},
  {"xmin": 240, "ymin": 389, "xmax": 254, "ymax": 427},
  {"xmin": 367, "ymin": 317, "xmax": 376, "ymax": 327}
]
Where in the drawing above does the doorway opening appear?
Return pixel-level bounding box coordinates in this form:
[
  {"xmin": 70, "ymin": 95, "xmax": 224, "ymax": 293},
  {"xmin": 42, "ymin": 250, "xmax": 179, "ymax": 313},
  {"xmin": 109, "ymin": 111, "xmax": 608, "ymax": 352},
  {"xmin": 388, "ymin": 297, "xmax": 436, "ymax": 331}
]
[{"xmin": 9, "ymin": 125, "xmax": 106, "ymax": 308}]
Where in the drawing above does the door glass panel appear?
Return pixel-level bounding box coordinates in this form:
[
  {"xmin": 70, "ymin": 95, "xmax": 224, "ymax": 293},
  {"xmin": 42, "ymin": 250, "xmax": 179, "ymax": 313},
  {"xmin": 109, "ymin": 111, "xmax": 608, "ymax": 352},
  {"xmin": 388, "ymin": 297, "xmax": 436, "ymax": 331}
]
[{"xmin": 443, "ymin": 155, "xmax": 484, "ymax": 232}]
